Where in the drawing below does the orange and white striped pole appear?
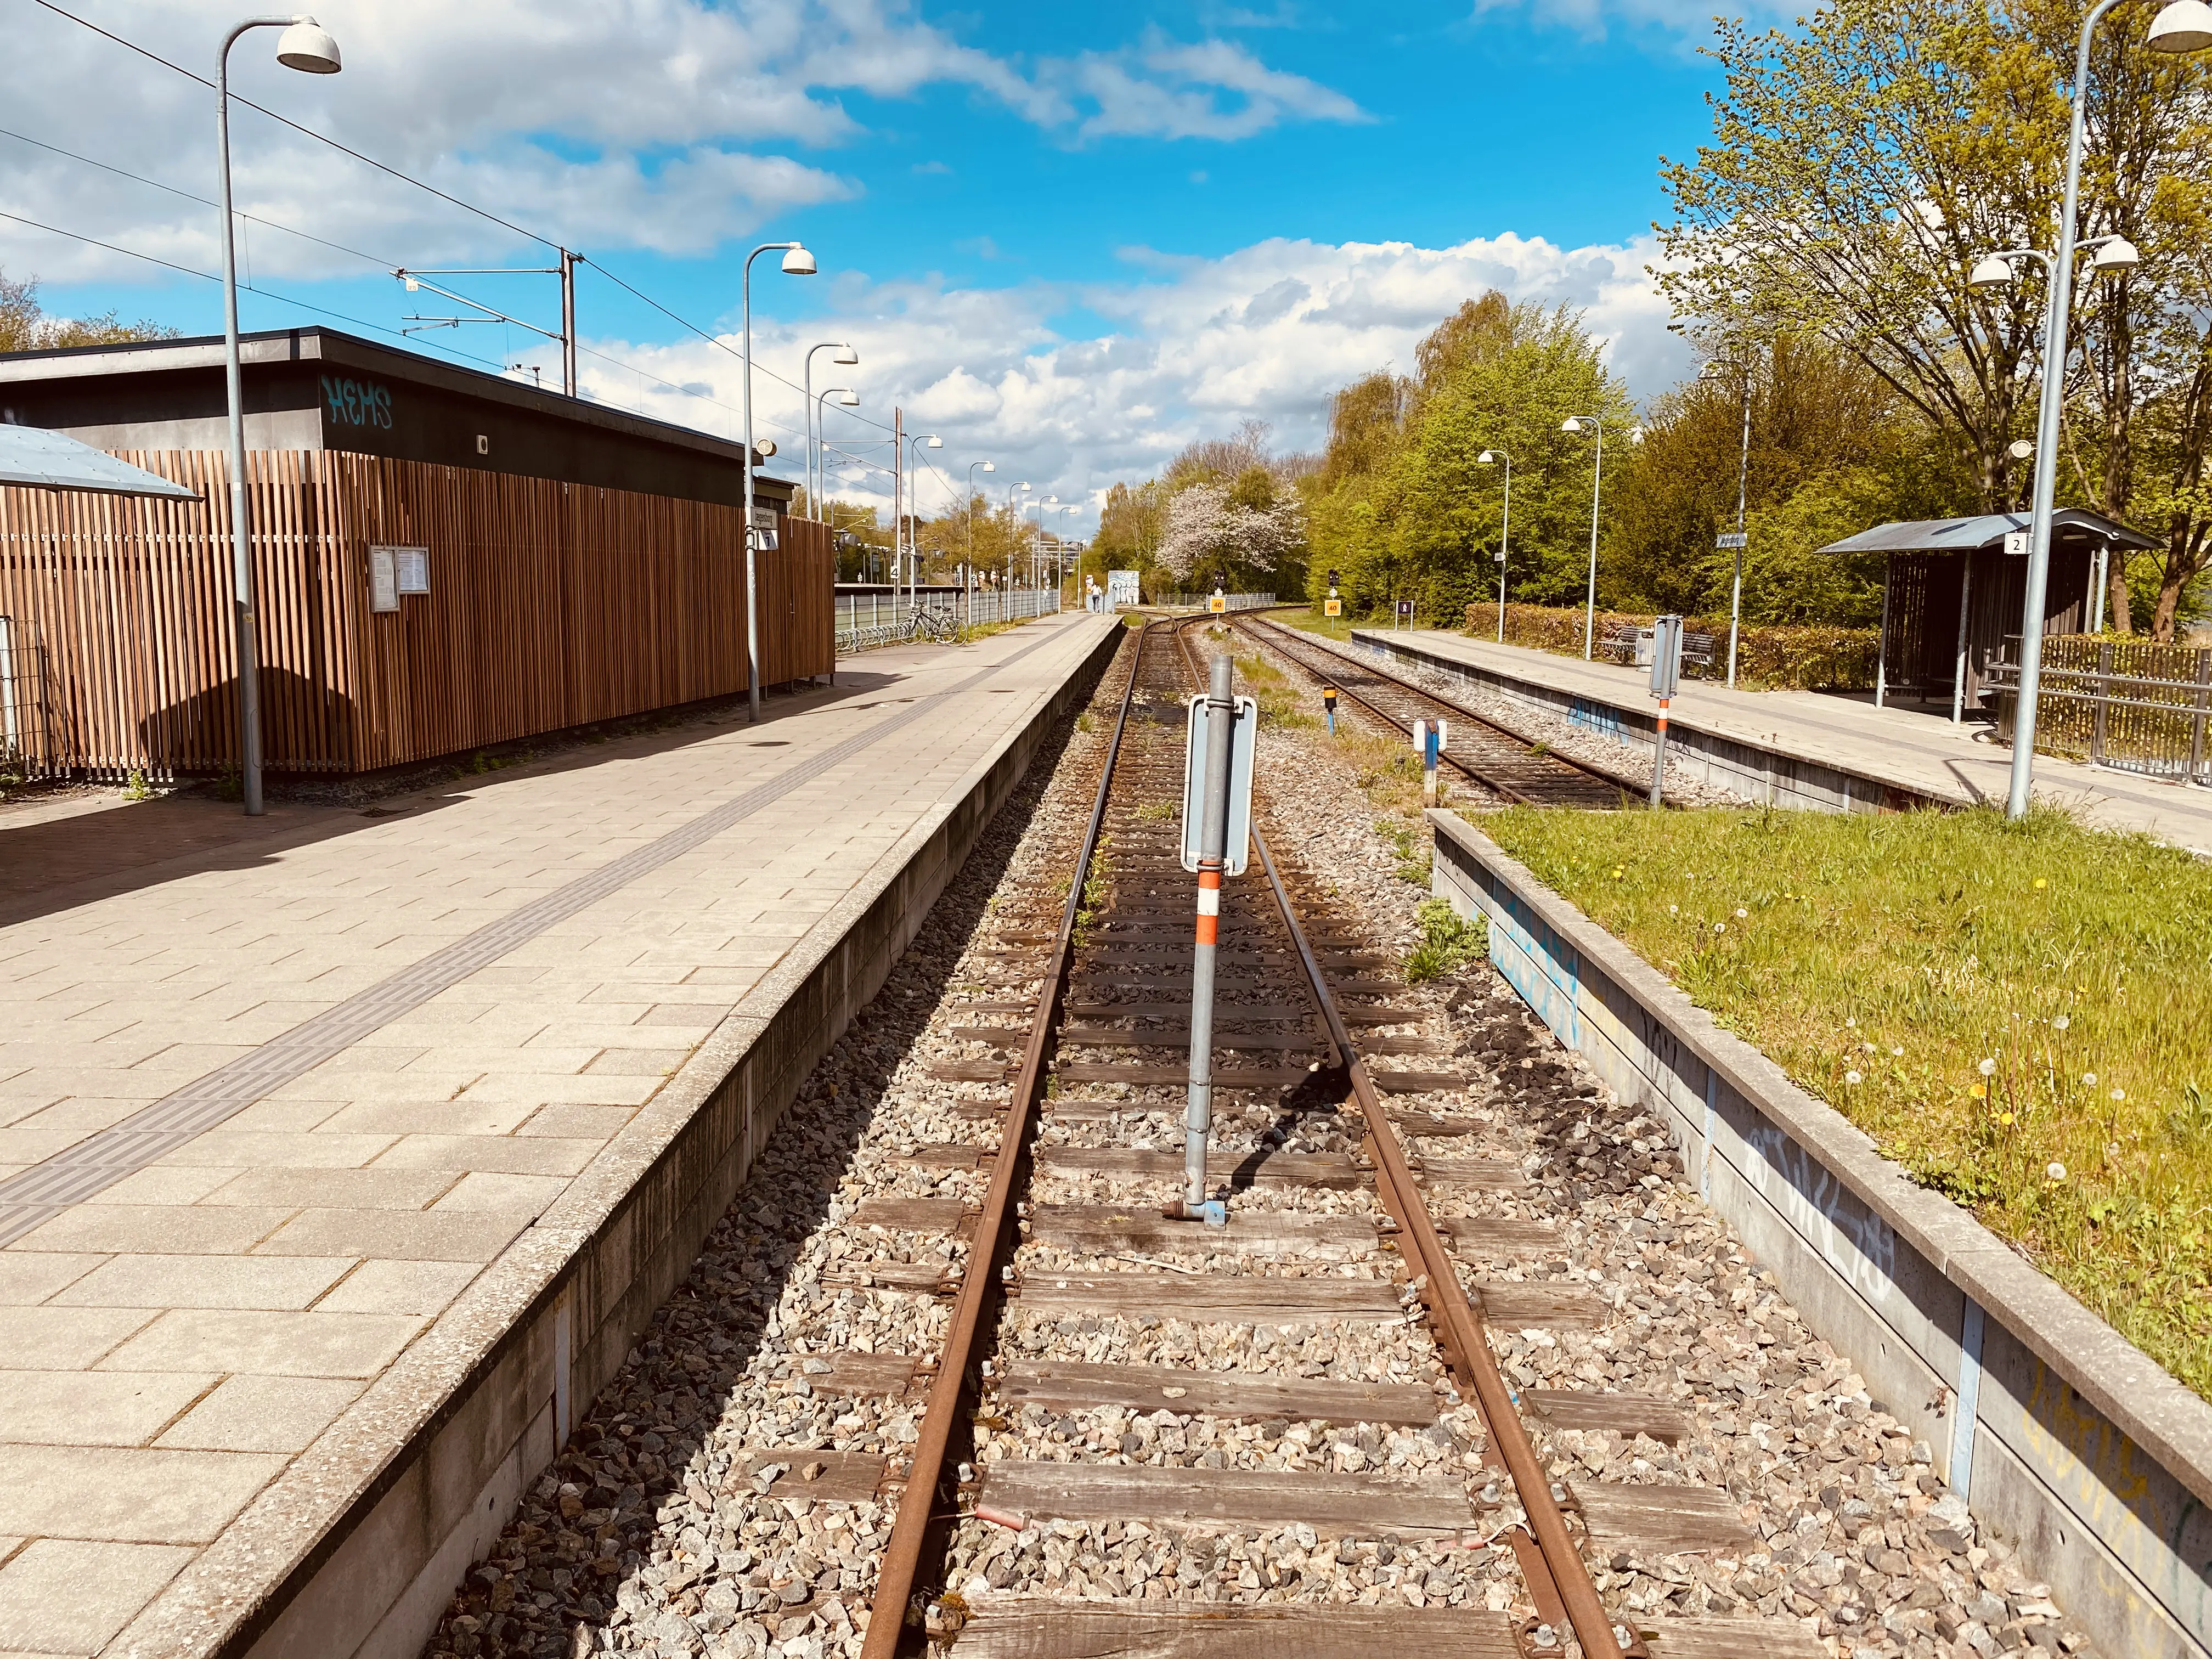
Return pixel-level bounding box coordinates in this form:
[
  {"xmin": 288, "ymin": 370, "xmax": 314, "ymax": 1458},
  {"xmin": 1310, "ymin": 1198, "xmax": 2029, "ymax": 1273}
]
[{"xmin": 1178, "ymin": 652, "xmax": 1235, "ymax": 1226}]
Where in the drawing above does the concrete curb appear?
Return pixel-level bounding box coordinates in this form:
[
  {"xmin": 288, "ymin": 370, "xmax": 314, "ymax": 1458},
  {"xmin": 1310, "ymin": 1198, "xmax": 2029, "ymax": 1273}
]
[
  {"xmin": 1352, "ymin": 628, "xmax": 1955, "ymax": 815},
  {"xmin": 114, "ymin": 614, "xmax": 1125, "ymax": 1659},
  {"xmin": 1427, "ymin": 807, "xmax": 2212, "ymax": 1659}
]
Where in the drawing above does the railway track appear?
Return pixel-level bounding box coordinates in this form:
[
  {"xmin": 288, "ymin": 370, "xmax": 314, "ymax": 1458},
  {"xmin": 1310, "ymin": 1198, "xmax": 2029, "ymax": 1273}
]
[
  {"xmin": 846, "ymin": 618, "xmax": 1807, "ymax": 1659},
  {"xmin": 1231, "ymin": 612, "xmax": 1652, "ymax": 809}
]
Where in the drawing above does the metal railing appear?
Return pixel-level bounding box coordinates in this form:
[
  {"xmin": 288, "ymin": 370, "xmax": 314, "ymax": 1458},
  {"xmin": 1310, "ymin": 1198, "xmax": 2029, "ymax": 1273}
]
[
  {"xmin": 1989, "ymin": 636, "xmax": 2212, "ymax": 785},
  {"xmin": 833, "ymin": 586, "xmax": 1063, "ymax": 657},
  {"xmin": 1153, "ymin": 591, "xmax": 1277, "ymax": 613}
]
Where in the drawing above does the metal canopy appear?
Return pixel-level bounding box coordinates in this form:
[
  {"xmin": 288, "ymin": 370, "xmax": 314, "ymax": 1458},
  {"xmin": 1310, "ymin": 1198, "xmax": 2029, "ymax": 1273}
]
[
  {"xmin": 1818, "ymin": 507, "xmax": 2158, "ymax": 557},
  {"xmin": 0, "ymin": 424, "xmax": 199, "ymax": 499}
]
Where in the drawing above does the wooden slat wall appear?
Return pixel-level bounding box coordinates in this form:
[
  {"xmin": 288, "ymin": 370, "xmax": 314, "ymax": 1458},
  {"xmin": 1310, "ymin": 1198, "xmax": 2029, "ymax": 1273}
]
[{"xmin": 0, "ymin": 450, "xmax": 833, "ymax": 777}]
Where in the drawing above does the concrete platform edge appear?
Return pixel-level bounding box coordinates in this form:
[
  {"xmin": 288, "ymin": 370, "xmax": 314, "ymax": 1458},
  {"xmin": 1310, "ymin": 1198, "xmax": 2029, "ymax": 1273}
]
[
  {"xmin": 1354, "ymin": 628, "xmax": 1957, "ymax": 815},
  {"xmin": 1427, "ymin": 807, "xmax": 2212, "ymax": 1659},
  {"xmin": 108, "ymin": 617, "xmax": 1124, "ymax": 1659}
]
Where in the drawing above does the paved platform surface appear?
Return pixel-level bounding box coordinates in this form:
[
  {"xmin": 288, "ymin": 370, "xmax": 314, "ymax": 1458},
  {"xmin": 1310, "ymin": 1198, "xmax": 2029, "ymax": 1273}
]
[
  {"xmin": 0, "ymin": 610, "xmax": 1116, "ymax": 1657},
  {"xmin": 1368, "ymin": 627, "xmax": 2212, "ymax": 854}
]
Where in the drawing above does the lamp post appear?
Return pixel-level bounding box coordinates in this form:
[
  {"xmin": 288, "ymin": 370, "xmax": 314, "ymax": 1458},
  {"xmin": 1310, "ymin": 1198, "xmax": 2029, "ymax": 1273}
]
[
  {"xmin": 1971, "ymin": 0, "xmax": 2208, "ymax": 816},
  {"xmin": 813, "ymin": 388, "xmax": 860, "ymax": 514},
  {"xmin": 741, "ymin": 239, "xmax": 816, "ymax": 723},
  {"xmin": 1561, "ymin": 415, "xmax": 1608, "ymax": 660},
  {"xmin": 1059, "ymin": 505, "xmax": 1081, "ymax": 605},
  {"xmin": 1478, "ymin": 449, "xmax": 1512, "ymax": 645},
  {"xmin": 1699, "ymin": 358, "xmax": 1757, "ymax": 688},
  {"xmin": 966, "ymin": 460, "xmax": 995, "ymax": 618},
  {"xmin": 803, "ymin": 342, "xmax": 857, "ymax": 516},
  {"xmin": 1031, "ymin": 496, "xmax": 1059, "ymax": 592},
  {"xmin": 218, "ymin": 13, "xmax": 341, "ymax": 816},
  {"xmin": 904, "ymin": 435, "xmax": 942, "ymax": 608},
  {"xmin": 1007, "ymin": 481, "xmax": 1030, "ymax": 601}
]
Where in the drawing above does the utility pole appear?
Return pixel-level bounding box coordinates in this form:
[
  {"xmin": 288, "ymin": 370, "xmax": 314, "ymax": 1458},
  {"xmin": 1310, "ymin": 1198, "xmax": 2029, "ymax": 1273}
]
[
  {"xmin": 893, "ymin": 406, "xmax": 905, "ymax": 617},
  {"xmin": 560, "ymin": 250, "xmax": 578, "ymax": 397}
]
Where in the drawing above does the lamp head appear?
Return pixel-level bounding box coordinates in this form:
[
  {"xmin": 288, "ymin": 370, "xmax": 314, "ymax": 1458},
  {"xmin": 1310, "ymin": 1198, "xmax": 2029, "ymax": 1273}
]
[
  {"xmin": 981, "ymin": 461, "xmax": 996, "ymax": 472},
  {"xmin": 2008, "ymin": 438, "xmax": 2035, "ymax": 461},
  {"xmin": 2149, "ymin": 0, "xmax": 2212, "ymax": 52},
  {"xmin": 833, "ymin": 344, "xmax": 859, "ymax": 365},
  {"xmin": 926, "ymin": 435, "xmax": 943, "ymax": 448},
  {"xmin": 754, "ymin": 439, "xmax": 777, "ymax": 459},
  {"xmin": 1478, "ymin": 450, "xmax": 1497, "ymax": 465},
  {"xmin": 1561, "ymin": 416, "xmax": 1585, "ymax": 434},
  {"xmin": 1968, "ymin": 253, "xmax": 2017, "ymax": 290},
  {"xmin": 781, "ymin": 244, "xmax": 817, "ymax": 276},
  {"xmin": 275, "ymin": 17, "xmax": 342, "ymax": 72},
  {"xmin": 837, "ymin": 391, "xmax": 860, "ymax": 406},
  {"xmin": 2090, "ymin": 236, "xmax": 2141, "ymax": 274}
]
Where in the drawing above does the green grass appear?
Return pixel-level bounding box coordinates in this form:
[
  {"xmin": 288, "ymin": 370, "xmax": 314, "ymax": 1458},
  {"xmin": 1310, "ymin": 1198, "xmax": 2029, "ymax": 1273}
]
[
  {"xmin": 1279, "ymin": 608, "xmax": 1361, "ymax": 645},
  {"xmin": 1479, "ymin": 802, "xmax": 2212, "ymax": 1398},
  {"xmin": 1406, "ymin": 897, "xmax": 1485, "ymax": 983}
]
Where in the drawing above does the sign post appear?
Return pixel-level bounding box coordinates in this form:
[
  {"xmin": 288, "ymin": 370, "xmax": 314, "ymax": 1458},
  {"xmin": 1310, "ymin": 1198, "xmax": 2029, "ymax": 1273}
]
[
  {"xmin": 1649, "ymin": 613, "xmax": 1684, "ymax": 807},
  {"xmin": 1322, "ymin": 684, "xmax": 1338, "ymax": 736},
  {"xmin": 1324, "ymin": 581, "xmax": 1342, "ymax": 619},
  {"xmin": 1413, "ymin": 717, "xmax": 1448, "ymax": 806},
  {"xmin": 1395, "ymin": 599, "xmax": 1414, "ymax": 629},
  {"xmin": 1173, "ymin": 655, "xmax": 1255, "ymax": 1227}
]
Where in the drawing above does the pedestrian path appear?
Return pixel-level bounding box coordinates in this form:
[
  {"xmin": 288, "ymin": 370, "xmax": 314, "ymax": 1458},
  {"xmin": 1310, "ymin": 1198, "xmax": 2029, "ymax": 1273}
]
[
  {"xmin": 1367, "ymin": 627, "xmax": 2212, "ymax": 854},
  {"xmin": 0, "ymin": 609, "xmax": 1119, "ymax": 1658}
]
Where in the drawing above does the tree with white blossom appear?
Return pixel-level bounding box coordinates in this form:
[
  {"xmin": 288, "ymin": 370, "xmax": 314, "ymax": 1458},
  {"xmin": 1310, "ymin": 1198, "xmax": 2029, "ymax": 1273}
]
[{"xmin": 1155, "ymin": 470, "xmax": 1301, "ymax": 589}]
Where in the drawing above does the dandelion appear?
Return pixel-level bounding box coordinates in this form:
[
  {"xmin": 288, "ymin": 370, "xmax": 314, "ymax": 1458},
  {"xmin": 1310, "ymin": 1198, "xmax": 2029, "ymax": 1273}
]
[
  {"xmin": 1845, "ymin": 1070, "xmax": 1863, "ymax": 1085},
  {"xmin": 1845, "ymin": 1017, "xmax": 1858, "ymax": 1029},
  {"xmin": 2047, "ymin": 1161, "xmax": 2067, "ymax": 1182},
  {"xmin": 1978, "ymin": 1058, "xmax": 1997, "ymax": 1076},
  {"xmin": 2113, "ymin": 1088, "xmax": 2126, "ymax": 1102},
  {"xmin": 1612, "ymin": 867, "xmax": 1625, "ymax": 881},
  {"xmin": 1714, "ymin": 922, "xmax": 1726, "ymax": 934},
  {"xmin": 2108, "ymin": 1141, "xmax": 2124, "ymax": 1158},
  {"xmin": 2053, "ymin": 1015, "xmax": 2070, "ymax": 1031},
  {"xmin": 2033, "ymin": 878, "xmax": 2047, "ymax": 890},
  {"xmin": 1971, "ymin": 1084, "xmax": 1987, "ymax": 1099},
  {"xmin": 1735, "ymin": 906, "xmax": 1748, "ymax": 918},
  {"xmin": 1668, "ymin": 903, "xmax": 1678, "ymax": 914},
  {"xmin": 1862, "ymin": 1041, "xmax": 1876, "ymax": 1053},
  {"xmin": 2084, "ymin": 1073, "xmax": 2098, "ymax": 1087},
  {"xmin": 1890, "ymin": 1046, "xmax": 1904, "ymax": 1057},
  {"xmin": 1998, "ymin": 1110, "xmax": 2015, "ymax": 1125}
]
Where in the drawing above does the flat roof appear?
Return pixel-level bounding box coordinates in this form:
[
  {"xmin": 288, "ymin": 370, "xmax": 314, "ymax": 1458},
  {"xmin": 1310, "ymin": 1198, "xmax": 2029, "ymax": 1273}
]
[
  {"xmin": 1818, "ymin": 507, "xmax": 2158, "ymax": 556},
  {"xmin": 0, "ymin": 325, "xmax": 789, "ymax": 484}
]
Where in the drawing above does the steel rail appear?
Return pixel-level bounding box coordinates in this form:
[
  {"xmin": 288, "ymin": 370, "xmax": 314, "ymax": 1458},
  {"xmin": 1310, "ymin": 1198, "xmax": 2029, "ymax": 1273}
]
[
  {"xmin": 860, "ymin": 618, "xmax": 1154, "ymax": 1658},
  {"xmin": 1176, "ymin": 614, "xmax": 1629, "ymax": 1659},
  {"xmin": 1236, "ymin": 613, "xmax": 1654, "ymax": 806}
]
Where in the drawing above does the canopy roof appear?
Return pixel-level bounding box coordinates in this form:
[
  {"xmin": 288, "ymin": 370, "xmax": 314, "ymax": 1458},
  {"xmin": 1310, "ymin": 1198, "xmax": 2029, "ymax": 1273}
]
[
  {"xmin": 1818, "ymin": 507, "xmax": 2158, "ymax": 557},
  {"xmin": 0, "ymin": 424, "xmax": 200, "ymax": 499}
]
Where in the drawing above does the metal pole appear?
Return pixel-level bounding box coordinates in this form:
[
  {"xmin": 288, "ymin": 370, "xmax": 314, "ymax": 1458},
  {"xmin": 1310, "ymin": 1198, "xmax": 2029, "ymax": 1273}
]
[
  {"xmin": 893, "ymin": 406, "xmax": 904, "ymax": 624},
  {"xmin": 2011, "ymin": 0, "xmax": 2121, "ymax": 819},
  {"xmin": 217, "ymin": 19, "xmax": 286, "ymax": 817},
  {"xmin": 1181, "ymin": 652, "xmax": 1235, "ymax": 1226},
  {"xmin": 2091, "ymin": 540, "xmax": 2109, "ymax": 634},
  {"xmin": 739, "ymin": 242, "xmax": 791, "ymax": 724},
  {"xmin": 1580, "ymin": 422, "xmax": 1605, "ymax": 659},
  {"xmin": 1953, "ymin": 555, "xmax": 1973, "ymax": 725},
  {"xmin": 1875, "ymin": 563, "xmax": 1891, "ymax": 709},
  {"xmin": 560, "ymin": 250, "xmax": 577, "ymax": 398},
  {"xmin": 1497, "ymin": 452, "xmax": 1511, "ymax": 644},
  {"xmin": 1727, "ymin": 365, "xmax": 1751, "ymax": 688}
]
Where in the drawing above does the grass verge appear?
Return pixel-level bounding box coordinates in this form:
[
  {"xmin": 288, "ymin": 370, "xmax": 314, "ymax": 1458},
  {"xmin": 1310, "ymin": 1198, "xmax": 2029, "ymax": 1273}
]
[{"xmin": 1479, "ymin": 802, "xmax": 2212, "ymax": 1398}]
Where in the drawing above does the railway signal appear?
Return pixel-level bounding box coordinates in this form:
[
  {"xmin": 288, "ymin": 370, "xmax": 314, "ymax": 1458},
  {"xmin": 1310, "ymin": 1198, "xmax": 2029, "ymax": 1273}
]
[
  {"xmin": 1174, "ymin": 654, "xmax": 1255, "ymax": 1227},
  {"xmin": 1322, "ymin": 683, "xmax": 1339, "ymax": 735}
]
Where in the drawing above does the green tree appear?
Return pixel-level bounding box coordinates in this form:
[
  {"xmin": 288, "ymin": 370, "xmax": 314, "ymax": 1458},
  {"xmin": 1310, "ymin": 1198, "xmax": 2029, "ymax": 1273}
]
[
  {"xmin": 1303, "ymin": 293, "xmax": 1634, "ymax": 624},
  {"xmin": 0, "ymin": 270, "xmax": 175, "ymax": 353}
]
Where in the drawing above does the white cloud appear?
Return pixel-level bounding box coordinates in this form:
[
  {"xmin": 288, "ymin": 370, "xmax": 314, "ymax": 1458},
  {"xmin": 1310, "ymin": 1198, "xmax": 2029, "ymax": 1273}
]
[
  {"xmin": 566, "ymin": 231, "xmax": 1690, "ymax": 534},
  {"xmin": 0, "ymin": 1, "xmax": 1365, "ymax": 284}
]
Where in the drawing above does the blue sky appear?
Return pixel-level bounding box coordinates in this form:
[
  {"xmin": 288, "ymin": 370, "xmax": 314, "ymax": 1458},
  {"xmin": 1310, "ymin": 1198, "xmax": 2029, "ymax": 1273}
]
[{"xmin": 1, "ymin": 0, "xmax": 1745, "ymax": 518}]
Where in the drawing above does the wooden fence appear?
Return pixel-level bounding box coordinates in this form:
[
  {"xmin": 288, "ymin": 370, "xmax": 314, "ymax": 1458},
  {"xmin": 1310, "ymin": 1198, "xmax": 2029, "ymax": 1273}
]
[{"xmin": 0, "ymin": 450, "xmax": 832, "ymax": 778}]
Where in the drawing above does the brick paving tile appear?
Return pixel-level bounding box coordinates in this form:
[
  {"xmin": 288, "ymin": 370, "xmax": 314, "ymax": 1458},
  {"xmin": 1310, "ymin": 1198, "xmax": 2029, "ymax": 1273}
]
[{"xmin": 0, "ymin": 612, "xmax": 1113, "ymax": 1654}]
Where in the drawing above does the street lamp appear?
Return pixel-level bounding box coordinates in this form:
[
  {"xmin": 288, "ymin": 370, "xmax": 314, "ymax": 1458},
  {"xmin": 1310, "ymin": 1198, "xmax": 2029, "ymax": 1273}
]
[
  {"xmin": 903, "ymin": 435, "xmax": 943, "ymax": 606},
  {"xmin": 803, "ymin": 342, "xmax": 857, "ymax": 516},
  {"xmin": 966, "ymin": 461, "xmax": 995, "ymax": 605},
  {"xmin": 218, "ymin": 14, "xmax": 341, "ymax": 816},
  {"xmin": 1478, "ymin": 449, "xmax": 1512, "ymax": 645},
  {"xmin": 1561, "ymin": 415, "xmax": 1608, "ymax": 659},
  {"xmin": 741, "ymin": 239, "xmax": 816, "ymax": 723},
  {"xmin": 1970, "ymin": 0, "xmax": 2205, "ymax": 818},
  {"xmin": 1007, "ymin": 481, "xmax": 1030, "ymax": 598},
  {"xmin": 1032, "ymin": 495, "xmax": 1059, "ymax": 591},
  {"xmin": 812, "ymin": 388, "xmax": 859, "ymax": 523},
  {"xmin": 1699, "ymin": 357, "xmax": 1757, "ymax": 688}
]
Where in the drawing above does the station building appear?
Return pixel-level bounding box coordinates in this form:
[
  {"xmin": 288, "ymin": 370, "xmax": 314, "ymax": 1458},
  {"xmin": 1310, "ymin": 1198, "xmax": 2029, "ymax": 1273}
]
[{"xmin": 0, "ymin": 327, "xmax": 832, "ymax": 779}]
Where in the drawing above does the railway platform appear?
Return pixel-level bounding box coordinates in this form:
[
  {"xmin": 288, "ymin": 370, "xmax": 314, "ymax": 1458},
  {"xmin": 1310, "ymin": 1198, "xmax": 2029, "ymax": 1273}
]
[
  {"xmin": 0, "ymin": 609, "xmax": 1120, "ymax": 1659},
  {"xmin": 1351, "ymin": 626, "xmax": 2212, "ymax": 853}
]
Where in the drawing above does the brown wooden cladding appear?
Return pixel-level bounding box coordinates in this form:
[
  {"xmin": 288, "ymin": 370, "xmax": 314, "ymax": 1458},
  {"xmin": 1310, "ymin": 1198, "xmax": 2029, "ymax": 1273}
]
[{"xmin": 0, "ymin": 450, "xmax": 832, "ymax": 777}]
